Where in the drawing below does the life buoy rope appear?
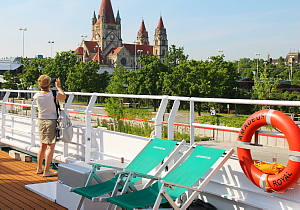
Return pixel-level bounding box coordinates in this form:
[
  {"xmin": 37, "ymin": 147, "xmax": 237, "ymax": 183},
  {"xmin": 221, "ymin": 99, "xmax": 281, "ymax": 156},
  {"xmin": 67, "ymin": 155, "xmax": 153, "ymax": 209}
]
[{"xmin": 237, "ymin": 109, "xmax": 300, "ymax": 193}]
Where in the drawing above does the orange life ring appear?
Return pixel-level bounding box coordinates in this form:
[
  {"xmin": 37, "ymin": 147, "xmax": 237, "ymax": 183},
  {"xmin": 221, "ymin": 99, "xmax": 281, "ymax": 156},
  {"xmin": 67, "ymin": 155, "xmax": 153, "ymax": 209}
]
[{"xmin": 237, "ymin": 109, "xmax": 300, "ymax": 192}]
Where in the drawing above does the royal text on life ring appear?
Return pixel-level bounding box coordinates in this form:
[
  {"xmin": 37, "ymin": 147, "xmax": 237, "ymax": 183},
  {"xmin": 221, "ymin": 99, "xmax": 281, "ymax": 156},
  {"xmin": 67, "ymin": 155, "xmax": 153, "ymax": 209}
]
[{"xmin": 237, "ymin": 109, "xmax": 300, "ymax": 192}]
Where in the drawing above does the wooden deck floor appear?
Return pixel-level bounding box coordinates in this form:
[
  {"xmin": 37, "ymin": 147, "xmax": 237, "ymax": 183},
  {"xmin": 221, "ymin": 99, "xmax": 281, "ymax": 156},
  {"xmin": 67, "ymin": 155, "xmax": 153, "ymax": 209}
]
[{"xmin": 0, "ymin": 150, "xmax": 67, "ymax": 210}]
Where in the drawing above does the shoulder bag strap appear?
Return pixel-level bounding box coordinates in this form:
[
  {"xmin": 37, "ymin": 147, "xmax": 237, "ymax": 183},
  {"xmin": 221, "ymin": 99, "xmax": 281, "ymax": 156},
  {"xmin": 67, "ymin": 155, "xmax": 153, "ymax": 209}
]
[{"xmin": 52, "ymin": 90, "xmax": 61, "ymax": 118}]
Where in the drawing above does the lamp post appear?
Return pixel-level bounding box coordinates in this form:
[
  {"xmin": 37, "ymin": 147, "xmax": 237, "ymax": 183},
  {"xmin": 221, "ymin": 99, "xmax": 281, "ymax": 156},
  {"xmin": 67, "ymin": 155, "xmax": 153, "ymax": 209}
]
[
  {"xmin": 255, "ymin": 53, "xmax": 260, "ymax": 77},
  {"xmin": 289, "ymin": 56, "xmax": 295, "ymax": 81},
  {"xmin": 48, "ymin": 41, "xmax": 54, "ymax": 58},
  {"xmin": 218, "ymin": 49, "xmax": 223, "ymax": 54},
  {"xmin": 95, "ymin": 45, "xmax": 101, "ymax": 63},
  {"xmin": 137, "ymin": 49, "xmax": 143, "ymax": 69},
  {"xmin": 133, "ymin": 40, "xmax": 137, "ymax": 71},
  {"xmin": 19, "ymin": 27, "xmax": 27, "ymax": 58}
]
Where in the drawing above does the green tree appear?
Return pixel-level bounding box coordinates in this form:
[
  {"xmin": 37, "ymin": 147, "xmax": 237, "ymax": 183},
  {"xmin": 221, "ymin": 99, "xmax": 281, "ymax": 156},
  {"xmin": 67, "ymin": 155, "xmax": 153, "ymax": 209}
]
[
  {"xmin": 252, "ymin": 68, "xmax": 281, "ymax": 100},
  {"xmin": 2, "ymin": 70, "xmax": 21, "ymax": 90},
  {"xmin": 237, "ymin": 58, "xmax": 253, "ymax": 79},
  {"xmin": 129, "ymin": 55, "xmax": 168, "ymax": 95},
  {"xmin": 129, "ymin": 55, "xmax": 169, "ymax": 111},
  {"xmin": 19, "ymin": 57, "xmax": 52, "ymax": 89},
  {"xmin": 66, "ymin": 61, "xmax": 109, "ymax": 93},
  {"xmin": 42, "ymin": 51, "xmax": 77, "ymax": 89},
  {"xmin": 207, "ymin": 55, "xmax": 238, "ymax": 98},
  {"xmin": 164, "ymin": 45, "xmax": 188, "ymax": 67},
  {"xmin": 105, "ymin": 66, "xmax": 130, "ymax": 127},
  {"xmin": 106, "ymin": 65, "xmax": 132, "ymax": 94},
  {"xmin": 290, "ymin": 62, "xmax": 300, "ymax": 85}
]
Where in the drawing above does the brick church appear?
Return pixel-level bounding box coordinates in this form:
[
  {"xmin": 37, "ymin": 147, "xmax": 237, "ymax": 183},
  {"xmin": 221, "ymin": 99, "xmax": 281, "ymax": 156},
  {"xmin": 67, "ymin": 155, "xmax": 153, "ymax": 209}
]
[{"xmin": 73, "ymin": 0, "xmax": 168, "ymax": 69}]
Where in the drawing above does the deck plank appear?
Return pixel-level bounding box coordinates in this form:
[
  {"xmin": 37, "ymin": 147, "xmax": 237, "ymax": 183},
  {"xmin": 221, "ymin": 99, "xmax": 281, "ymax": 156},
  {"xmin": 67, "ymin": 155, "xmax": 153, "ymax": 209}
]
[{"xmin": 0, "ymin": 149, "xmax": 67, "ymax": 210}]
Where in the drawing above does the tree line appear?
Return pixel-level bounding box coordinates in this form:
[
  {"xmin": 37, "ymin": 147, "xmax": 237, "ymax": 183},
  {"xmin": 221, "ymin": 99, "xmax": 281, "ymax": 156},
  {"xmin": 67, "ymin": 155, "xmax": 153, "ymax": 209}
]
[{"xmin": 3, "ymin": 45, "xmax": 300, "ymax": 114}]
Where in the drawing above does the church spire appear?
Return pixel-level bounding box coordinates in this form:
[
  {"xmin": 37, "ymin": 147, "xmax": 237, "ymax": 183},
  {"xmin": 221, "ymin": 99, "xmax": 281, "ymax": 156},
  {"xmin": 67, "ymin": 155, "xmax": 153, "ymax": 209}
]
[
  {"xmin": 139, "ymin": 19, "xmax": 146, "ymax": 33},
  {"xmin": 154, "ymin": 15, "xmax": 168, "ymax": 62},
  {"xmin": 157, "ymin": 16, "xmax": 165, "ymax": 30},
  {"xmin": 116, "ymin": 9, "xmax": 120, "ymax": 19},
  {"xmin": 136, "ymin": 18, "xmax": 149, "ymax": 45},
  {"xmin": 116, "ymin": 9, "xmax": 121, "ymax": 24},
  {"xmin": 97, "ymin": 0, "xmax": 115, "ymax": 24},
  {"xmin": 92, "ymin": 10, "xmax": 97, "ymax": 25}
]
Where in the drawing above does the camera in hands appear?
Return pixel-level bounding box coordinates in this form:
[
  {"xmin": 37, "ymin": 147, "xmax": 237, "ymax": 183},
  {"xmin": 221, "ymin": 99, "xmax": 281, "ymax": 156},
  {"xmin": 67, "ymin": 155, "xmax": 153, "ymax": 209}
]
[{"xmin": 50, "ymin": 78, "xmax": 57, "ymax": 87}]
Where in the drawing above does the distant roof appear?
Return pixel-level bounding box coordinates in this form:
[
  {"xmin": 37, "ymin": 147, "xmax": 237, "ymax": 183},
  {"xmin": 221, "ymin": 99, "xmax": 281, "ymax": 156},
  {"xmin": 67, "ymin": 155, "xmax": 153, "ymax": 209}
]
[
  {"xmin": 123, "ymin": 44, "xmax": 153, "ymax": 55},
  {"xmin": 92, "ymin": 52, "xmax": 107, "ymax": 64},
  {"xmin": 0, "ymin": 57, "xmax": 22, "ymax": 63},
  {"xmin": 107, "ymin": 46, "xmax": 124, "ymax": 55},
  {"xmin": 74, "ymin": 47, "xmax": 83, "ymax": 55},
  {"xmin": 0, "ymin": 63, "xmax": 22, "ymax": 71},
  {"xmin": 84, "ymin": 41, "xmax": 99, "ymax": 53}
]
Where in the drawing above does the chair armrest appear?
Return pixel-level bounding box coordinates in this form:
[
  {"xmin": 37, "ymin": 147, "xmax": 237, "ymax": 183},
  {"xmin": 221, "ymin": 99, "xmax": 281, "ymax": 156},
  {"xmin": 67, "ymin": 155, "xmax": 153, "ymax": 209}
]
[
  {"xmin": 122, "ymin": 169, "xmax": 160, "ymax": 180},
  {"xmin": 160, "ymin": 180, "xmax": 203, "ymax": 192},
  {"xmin": 88, "ymin": 163, "xmax": 124, "ymax": 170}
]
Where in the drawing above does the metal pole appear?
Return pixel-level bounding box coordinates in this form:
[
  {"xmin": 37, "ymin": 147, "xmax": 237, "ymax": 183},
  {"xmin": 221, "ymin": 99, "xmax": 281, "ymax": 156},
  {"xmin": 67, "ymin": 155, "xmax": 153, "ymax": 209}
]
[
  {"xmin": 134, "ymin": 41, "xmax": 136, "ymax": 71},
  {"xmin": 48, "ymin": 41, "xmax": 54, "ymax": 58},
  {"xmin": 22, "ymin": 30, "xmax": 24, "ymax": 58},
  {"xmin": 290, "ymin": 62, "xmax": 293, "ymax": 81},
  {"xmin": 19, "ymin": 27, "xmax": 27, "ymax": 58},
  {"xmin": 255, "ymin": 53, "xmax": 260, "ymax": 77}
]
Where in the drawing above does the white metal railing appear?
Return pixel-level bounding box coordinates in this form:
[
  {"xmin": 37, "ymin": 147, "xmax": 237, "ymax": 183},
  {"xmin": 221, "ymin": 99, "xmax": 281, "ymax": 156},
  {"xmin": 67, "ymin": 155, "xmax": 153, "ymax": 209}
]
[{"xmin": 1, "ymin": 89, "xmax": 300, "ymax": 163}]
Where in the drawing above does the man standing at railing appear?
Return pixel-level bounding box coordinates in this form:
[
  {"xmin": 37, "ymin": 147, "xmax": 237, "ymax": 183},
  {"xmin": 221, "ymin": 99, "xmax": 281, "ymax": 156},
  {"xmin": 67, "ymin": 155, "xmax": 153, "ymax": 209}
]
[{"xmin": 33, "ymin": 75, "xmax": 66, "ymax": 177}]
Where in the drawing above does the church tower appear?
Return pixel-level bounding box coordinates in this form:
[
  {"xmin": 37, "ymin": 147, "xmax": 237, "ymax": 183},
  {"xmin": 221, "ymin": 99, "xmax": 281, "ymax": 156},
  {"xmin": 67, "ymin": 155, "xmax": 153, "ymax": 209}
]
[
  {"xmin": 91, "ymin": 0, "xmax": 122, "ymax": 56},
  {"xmin": 153, "ymin": 16, "xmax": 168, "ymax": 62},
  {"xmin": 136, "ymin": 19, "xmax": 149, "ymax": 45}
]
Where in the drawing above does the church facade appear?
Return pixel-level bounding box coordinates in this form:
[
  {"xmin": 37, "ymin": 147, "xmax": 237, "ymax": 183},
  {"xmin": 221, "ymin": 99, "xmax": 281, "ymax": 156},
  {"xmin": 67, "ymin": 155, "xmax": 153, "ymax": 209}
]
[{"xmin": 73, "ymin": 0, "xmax": 168, "ymax": 69}]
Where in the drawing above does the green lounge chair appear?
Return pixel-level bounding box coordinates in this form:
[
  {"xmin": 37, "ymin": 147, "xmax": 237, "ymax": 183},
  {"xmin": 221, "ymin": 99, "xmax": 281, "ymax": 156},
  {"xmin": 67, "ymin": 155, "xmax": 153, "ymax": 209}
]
[
  {"xmin": 71, "ymin": 138, "xmax": 186, "ymax": 209},
  {"xmin": 106, "ymin": 145, "xmax": 234, "ymax": 210}
]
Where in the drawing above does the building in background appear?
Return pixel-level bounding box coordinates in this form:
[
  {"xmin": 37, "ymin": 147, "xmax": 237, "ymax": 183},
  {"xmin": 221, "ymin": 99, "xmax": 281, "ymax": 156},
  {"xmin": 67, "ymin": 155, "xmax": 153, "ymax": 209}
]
[{"xmin": 73, "ymin": 0, "xmax": 168, "ymax": 70}]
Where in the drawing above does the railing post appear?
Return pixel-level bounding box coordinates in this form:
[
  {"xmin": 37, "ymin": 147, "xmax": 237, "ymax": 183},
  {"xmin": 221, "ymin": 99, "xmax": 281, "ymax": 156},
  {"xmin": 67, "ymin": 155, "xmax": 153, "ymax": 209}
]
[
  {"xmin": 190, "ymin": 101, "xmax": 195, "ymax": 145},
  {"xmin": 1, "ymin": 92, "xmax": 10, "ymax": 139},
  {"xmin": 153, "ymin": 96, "xmax": 168, "ymax": 139},
  {"xmin": 167, "ymin": 100, "xmax": 180, "ymax": 140},
  {"xmin": 62, "ymin": 93, "xmax": 74, "ymax": 157},
  {"xmin": 84, "ymin": 94, "xmax": 97, "ymax": 162},
  {"xmin": 30, "ymin": 100, "xmax": 37, "ymax": 147}
]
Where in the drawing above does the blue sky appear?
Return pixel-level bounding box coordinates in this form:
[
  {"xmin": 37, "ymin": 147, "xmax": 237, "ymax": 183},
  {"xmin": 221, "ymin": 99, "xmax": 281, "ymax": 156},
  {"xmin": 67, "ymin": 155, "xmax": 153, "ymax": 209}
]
[{"xmin": 0, "ymin": 0, "xmax": 299, "ymax": 61}]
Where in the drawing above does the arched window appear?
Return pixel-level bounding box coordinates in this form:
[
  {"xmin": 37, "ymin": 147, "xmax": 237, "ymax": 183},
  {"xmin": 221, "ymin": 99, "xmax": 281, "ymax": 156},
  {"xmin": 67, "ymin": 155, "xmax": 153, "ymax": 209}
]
[{"xmin": 121, "ymin": 58, "xmax": 126, "ymax": 65}]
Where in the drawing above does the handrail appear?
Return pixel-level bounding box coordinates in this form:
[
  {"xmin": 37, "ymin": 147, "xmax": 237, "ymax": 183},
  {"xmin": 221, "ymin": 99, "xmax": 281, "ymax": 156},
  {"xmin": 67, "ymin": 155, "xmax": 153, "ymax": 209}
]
[
  {"xmin": 190, "ymin": 97, "xmax": 300, "ymax": 106},
  {"xmin": 0, "ymin": 89, "xmax": 298, "ymax": 163}
]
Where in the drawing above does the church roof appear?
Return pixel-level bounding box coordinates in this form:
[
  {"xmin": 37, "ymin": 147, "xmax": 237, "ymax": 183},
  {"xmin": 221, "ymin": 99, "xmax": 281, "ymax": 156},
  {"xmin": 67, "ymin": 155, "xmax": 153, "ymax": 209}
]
[
  {"xmin": 83, "ymin": 50, "xmax": 89, "ymax": 58},
  {"xmin": 73, "ymin": 47, "xmax": 83, "ymax": 55},
  {"xmin": 107, "ymin": 46, "xmax": 123, "ymax": 55},
  {"xmin": 97, "ymin": 0, "xmax": 115, "ymax": 24},
  {"xmin": 157, "ymin": 16, "xmax": 165, "ymax": 30},
  {"xmin": 123, "ymin": 44, "xmax": 153, "ymax": 55},
  {"xmin": 92, "ymin": 52, "xmax": 107, "ymax": 64},
  {"xmin": 139, "ymin": 20, "xmax": 147, "ymax": 33},
  {"xmin": 84, "ymin": 41, "xmax": 100, "ymax": 53}
]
